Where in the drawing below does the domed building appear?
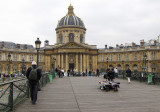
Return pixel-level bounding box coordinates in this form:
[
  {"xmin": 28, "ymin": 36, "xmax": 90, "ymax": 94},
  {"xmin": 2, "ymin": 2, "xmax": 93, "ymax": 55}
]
[
  {"xmin": 44, "ymin": 4, "xmax": 98, "ymax": 72},
  {"xmin": 0, "ymin": 4, "xmax": 159, "ymax": 75}
]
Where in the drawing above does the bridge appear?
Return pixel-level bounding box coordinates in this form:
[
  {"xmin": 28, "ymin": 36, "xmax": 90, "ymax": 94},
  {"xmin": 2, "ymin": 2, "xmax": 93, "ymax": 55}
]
[{"xmin": 8, "ymin": 76, "xmax": 160, "ymax": 112}]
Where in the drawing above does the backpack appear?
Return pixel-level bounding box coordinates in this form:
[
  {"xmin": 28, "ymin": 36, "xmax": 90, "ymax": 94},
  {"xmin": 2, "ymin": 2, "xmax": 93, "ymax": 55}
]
[{"xmin": 29, "ymin": 67, "xmax": 37, "ymax": 80}]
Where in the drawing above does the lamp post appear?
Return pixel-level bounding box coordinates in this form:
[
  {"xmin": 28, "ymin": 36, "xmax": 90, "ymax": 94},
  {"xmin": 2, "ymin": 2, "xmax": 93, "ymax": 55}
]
[
  {"xmin": 8, "ymin": 53, "xmax": 12, "ymax": 75},
  {"xmin": 35, "ymin": 38, "xmax": 41, "ymax": 67},
  {"xmin": 51, "ymin": 57, "xmax": 56, "ymax": 72},
  {"xmin": 106, "ymin": 57, "xmax": 108, "ymax": 69},
  {"xmin": 122, "ymin": 60, "xmax": 124, "ymax": 71},
  {"xmin": 21, "ymin": 58, "xmax": 25, "ymax": 75},
  {"xmin": 143, "ymin": 53, "xmax": 147, "ymax": 72}
]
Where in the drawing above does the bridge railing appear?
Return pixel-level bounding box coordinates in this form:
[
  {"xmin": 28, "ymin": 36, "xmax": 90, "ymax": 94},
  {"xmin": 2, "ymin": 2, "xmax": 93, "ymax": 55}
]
[
  {"xmin": 0, "ymin": 73, "xmax": 50, "ymax": 112},
  {"xmin": 119, "ymin": 71, "xmax": 160, "ymax": 85}
]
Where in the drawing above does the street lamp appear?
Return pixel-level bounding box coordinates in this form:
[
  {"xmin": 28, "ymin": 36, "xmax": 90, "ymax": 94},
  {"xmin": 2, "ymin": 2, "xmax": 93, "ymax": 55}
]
[
  {"xmin": 106, "ymin": 57, "xmax": 108, "ymax": 69},
  {"xmin": 35, "ymin": 38, "xmax": 41, "ymax": 67},
  {"xmin": 8, "ymin": 53, "xmax": 12, "ymax": 75},
  {"xmin": 122, "ymin": 60, "xmax": 124, "ymax": 71},
  {"xmin": 143, "ymin": 53, "xmax": 147, "ymax": 71},
  {"xmin": 21, "ymin": 58, "xmax": 25, "ymax": 75}
]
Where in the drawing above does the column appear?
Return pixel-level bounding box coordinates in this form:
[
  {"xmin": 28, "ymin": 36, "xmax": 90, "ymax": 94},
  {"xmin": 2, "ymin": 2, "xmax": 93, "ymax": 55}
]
[
  {"xmin": 87, "ymin": 55, "xmax": 89, "ymax": 72},
  {"xmin": 66, "ymin": 53, "xmax": 68, "ymax": 72},
  {"xmin": 76, "ymin": 53, "xmax": 78, "ymax": 71},
  {"xmin": 80, "ymin": 54, "xmax": 82, "ymax": 72},
  {"xmin": 61, "ymin": 54, "xmax": 64, "ymax": 69},
  {"xmin": 83, "ymin": 54, "xmax": 86, "ymax": 72},
  {"xmin": 58, "ymin": 54, "xmax": 60, "ymax": 67}
]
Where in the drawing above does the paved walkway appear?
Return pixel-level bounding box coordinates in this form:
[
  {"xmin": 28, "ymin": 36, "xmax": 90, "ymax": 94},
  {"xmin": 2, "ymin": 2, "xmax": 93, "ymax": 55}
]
[{"xmin": 14, "ymin": 76, "xmax": 160, "ymax": 112}]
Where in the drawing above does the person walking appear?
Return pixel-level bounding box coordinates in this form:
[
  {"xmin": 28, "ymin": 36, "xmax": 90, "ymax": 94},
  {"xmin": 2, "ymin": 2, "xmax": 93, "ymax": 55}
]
[
  {"xmin": 126, "ymin": 68, "xmax": 132, "ymax": 84},
  {"xmin": 114, "ymin": 68, "xmax": 118, "ymax": 78},
  {"xmin": 96, "ymin": 68, "xmax": 100, "ymax": 77},
  {"xmin": 26, "ymin": 61, "xmax": 42, "ymax": 105},
  {"xmin": 67, "ymin": 69, "xmax": 70, "ymax": 77}
]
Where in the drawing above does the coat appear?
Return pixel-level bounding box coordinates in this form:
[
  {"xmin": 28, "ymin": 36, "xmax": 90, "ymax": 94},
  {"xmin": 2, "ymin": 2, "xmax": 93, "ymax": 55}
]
[{"xmin": 126, "ymin": 69, "xmax": 132, "ymax": 77}]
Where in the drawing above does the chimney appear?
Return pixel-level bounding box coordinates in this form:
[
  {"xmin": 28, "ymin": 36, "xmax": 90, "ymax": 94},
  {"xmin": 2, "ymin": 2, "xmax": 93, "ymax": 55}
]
[
  {"xmin": 17, "ymin": 44, "xmax": 20, "ymax": 49},
  {"xmin": 1, "ymin": 41, "xmax": 4, "ymax": 48},
  {"xmin": 116, "ymin": 44, "xmax": 119, "ymax": 48},
  {"xmin": 158, "ymin": 35, "xmax": 160, "ymax": 43},
  {"xmin": 24, "ymin": 44, "xmax": 27, "ymax": 49},
  {"xmin": 140, "ymin": 40, "xmax": 144, "ymax": 46},
  {"xmin": 132, "ymin": 42, "xmax": 136, "ymax": 47},
  {"xmin": 44, "ymin": 40, "xmax": 49, "ymax": 46},
  {"xmin": 105, "ymin": 45, "xmax": 107, "ymax": 49}
]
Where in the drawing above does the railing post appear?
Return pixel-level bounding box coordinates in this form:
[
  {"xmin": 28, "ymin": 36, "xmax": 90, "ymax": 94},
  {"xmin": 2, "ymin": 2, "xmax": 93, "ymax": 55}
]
[{"xmin": 9, "ymin": 82, "xmax": 13, "ymax": 111}]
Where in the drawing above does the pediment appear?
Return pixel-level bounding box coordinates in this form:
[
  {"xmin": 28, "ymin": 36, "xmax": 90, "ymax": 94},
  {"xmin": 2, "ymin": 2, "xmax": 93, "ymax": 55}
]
[{"xmin": 57, "ymin": 42, "xmax": 87, "ymax": 49}]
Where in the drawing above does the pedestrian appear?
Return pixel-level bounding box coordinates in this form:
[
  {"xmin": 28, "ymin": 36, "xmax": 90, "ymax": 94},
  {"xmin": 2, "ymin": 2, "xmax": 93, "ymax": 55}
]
[
  {"xmin": 96, "ymin": 68, "xmax": 100, "ymax": 77},
  {"xmin": 67, "ymin": 69, "xmax": 70, "ymax": 77},
  {"xmin": 107, "ymin": 69, "xmax": 115, "ymax": 81},
  {"xmin": 114, "ymin": 68, "xmax": 118, "ymax": 78},
  {"xmin": 89, "ymin": 70, "xmax": 92, "ymax": 76},
  {"xmin": 126, "ymin": 68, "xmax": 132, "ymax": 84},
  {"xmin": 26, "ymin": 61, "xmax": 42, "ymax": 105},
  {"xmin": 86, "ymin": 69, "xmax": 88, "ymax": 76}
]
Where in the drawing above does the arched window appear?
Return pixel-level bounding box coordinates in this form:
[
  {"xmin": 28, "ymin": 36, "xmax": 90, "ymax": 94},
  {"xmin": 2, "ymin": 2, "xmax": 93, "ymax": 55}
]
[
  {"xmin": 133, "ymin": 64, "xmax": 138, "ymax": 71},
  {"xmin": 69, "ymin": 33, "xmax": 74, "ymax": 42},
  {"xmin": 80, "ymin": 35, "xmax": 83, "ymax": 43},
  {"xmin": 60, "ymin": 34, "xmax": 63, "ymax": 43}
]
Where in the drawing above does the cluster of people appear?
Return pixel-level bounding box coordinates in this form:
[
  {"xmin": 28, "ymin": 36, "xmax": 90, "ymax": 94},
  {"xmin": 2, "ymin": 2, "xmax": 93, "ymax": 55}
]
[
  {"xmin": 55, "ymin": 67, "xmax": 64, "ymax": 78},
  {"xmin": 103, "ymin": 68, "xmax": 118, "ymax": 82}
]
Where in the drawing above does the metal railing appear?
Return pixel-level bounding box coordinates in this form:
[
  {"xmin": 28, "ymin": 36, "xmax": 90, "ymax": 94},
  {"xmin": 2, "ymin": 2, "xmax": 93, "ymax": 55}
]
[
  {"xmin": 119, "ymin": 71, "xmax": 160, "ymax": 85},
  {"xmin": 0, "ymin": 73, "xmax": 50, "ymax": 112}
]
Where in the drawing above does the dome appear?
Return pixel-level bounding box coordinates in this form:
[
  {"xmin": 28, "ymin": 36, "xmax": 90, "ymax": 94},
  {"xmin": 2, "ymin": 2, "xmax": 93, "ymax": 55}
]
[{"xmin": 56, "ymin": 4, "xmax": 85, "ymax": 29}]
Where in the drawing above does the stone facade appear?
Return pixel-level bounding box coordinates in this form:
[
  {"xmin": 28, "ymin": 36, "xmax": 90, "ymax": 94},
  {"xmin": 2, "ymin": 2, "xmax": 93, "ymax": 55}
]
[{"xmin": 0, "ymin": 4, "xmax": 160, "ymax": 75}]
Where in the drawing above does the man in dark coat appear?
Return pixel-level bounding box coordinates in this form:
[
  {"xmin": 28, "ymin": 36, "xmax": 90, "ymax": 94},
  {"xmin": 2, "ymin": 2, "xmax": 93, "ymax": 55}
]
[
  {"xmin": 96, "ymin": 68, "xmax": 100, "ymax": 77},
  {"xmin": 126, "ymin": 68, "xmax": 132, "ymax": 84},
  {"xmin": 107, "ymin": 69, "xmax": 115, "ymax": 81},
  {"xmin": 26, "ymin": 61, "xmax": 42, "ymax": 104}
]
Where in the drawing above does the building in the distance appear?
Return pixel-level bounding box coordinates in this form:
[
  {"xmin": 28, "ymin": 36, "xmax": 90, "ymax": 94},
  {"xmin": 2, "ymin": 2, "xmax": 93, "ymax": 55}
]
[{"xmin": 0, "ymin": 4, "xmax": 160, "ymax": 75}]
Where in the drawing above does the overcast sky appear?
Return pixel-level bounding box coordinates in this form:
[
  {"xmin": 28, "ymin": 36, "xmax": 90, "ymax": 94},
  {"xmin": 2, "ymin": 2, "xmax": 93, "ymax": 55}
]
[{"xmin": 0, "ymin": 0, "xmax": 160, "ymax": 48}]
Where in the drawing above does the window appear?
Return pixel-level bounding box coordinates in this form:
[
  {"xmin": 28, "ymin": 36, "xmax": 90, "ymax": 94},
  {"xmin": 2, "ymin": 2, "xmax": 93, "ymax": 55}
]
[
  {"xmin": 21, "ymin": 54, "xmax": 25, "ymax": 61},
  {"xmin": 133, "ymin": 53, "xmax": 137, "ymax": 61},
  {"xmin": 101, "ymin": 55, "xmax": 104, "ymax": 62},
  {"xmin": 69, "ymin": 33, "xmax": 74, "ymax": 42},
  {"xmin": 125, "ymin": 54, "xmax": 129, "ymax": 61},
  {"xmin": 109, "ymin": 54, "xmax": 112, "ymax": 61},
  {"xmin": 141, "ymin": 52, "xmax": 145, "ymax": 60},
  {"xmin": 0, "ymin": 53, "xmax": 1, "ymax": 61},
  {"xmin": 13, "ymin": 54, "xmax": 17, "ymax": 61},
  {"xmin": 30, "ymin": 54, "xmax": 33, "ymax": 62},
  {"xmin": 6, "ymin": 53, "xmax": 9, "ymax": 61},
  {"xmin": 39, "ymin": 55, "xmax": 42, "ymax": 62},
  {"xmin": 80, "ymin": 35, "xmax": 83, "ymax": 43},
  {"xmin": 152, "ymin": 52, "xmax": 156, "ymax": 60},
  {"xmin": 60, "ymin": 34, "xmax": 63, "ymax": 43},
  {"xmin": 117, "ymin": 54, "xmax": 121, "ymax": 61}
]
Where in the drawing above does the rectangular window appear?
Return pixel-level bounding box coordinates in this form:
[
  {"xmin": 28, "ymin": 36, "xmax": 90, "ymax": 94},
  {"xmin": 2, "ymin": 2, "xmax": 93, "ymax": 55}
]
[
  {"xmin": 133, "ymin": 53, "xmax": 137, "ymax": 61},
  {"xmin": 117, "ymin": 54, "xmax": 121, "ymax": 61},
  {"xmin": 109, "ymin": 54, "xmax": 112, "ymax": 61},
  {"xmin": 21, "ymin": 54, "xmax": 25, "ymax": 61},
  {"xmin": 39, "ymin": 55, "xmax": 42, "ymax": 62},
  {"xmin": 0, "ymin": 53, "xmax": 1, "ymax": 61},
  {"xmin": 125, "ymin": 54, "xmax": 129, "ymax": 61},
  {"xmin": 13, "ymin": 54, "xmax": 17, "ymax": 61},
  {"xmin": 141, "ymin": 52, "xmax": 145, "ymax": 60},
  {"xmin": 30, "ymin": 54, "xmax": 33, "ymax": 62},
  {"xmin": 101, "ymin": 55, "xmax": 104, "ymax": 62},
  {"xmin": 6, "ymin": 53, "xmax": 9, "ymax": 61},
  {"xmin": 152, "ymin": 52, "xmax": 156, "ymax": 60}
]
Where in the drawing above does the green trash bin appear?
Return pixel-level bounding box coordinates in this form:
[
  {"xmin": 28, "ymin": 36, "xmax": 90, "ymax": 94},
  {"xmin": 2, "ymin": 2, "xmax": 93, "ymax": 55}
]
[
  {"xmin": 48, "ymin": 74, "xmax": 53, "ymax": 83},
  {"xmin": 148, "ymin": 74, "xmax": 154, "ymax": 84}
]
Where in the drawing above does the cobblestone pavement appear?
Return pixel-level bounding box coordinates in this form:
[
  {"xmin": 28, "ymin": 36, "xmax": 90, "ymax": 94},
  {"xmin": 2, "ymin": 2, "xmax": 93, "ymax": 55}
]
[{"xmin": 14, "ymin": 76, "xmax": 160, "ymax": 112}]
